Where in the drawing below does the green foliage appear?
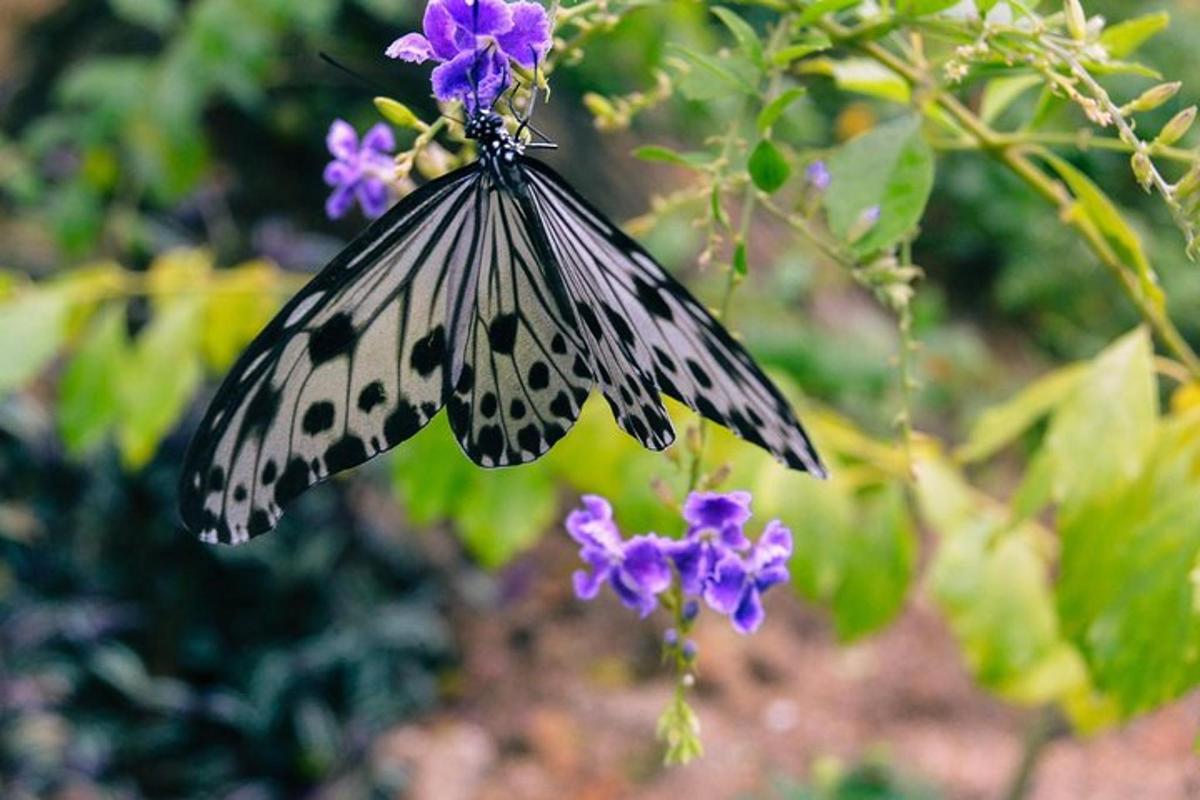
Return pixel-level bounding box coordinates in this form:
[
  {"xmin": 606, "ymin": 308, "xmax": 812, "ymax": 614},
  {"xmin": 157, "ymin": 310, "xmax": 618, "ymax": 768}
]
[
  {"xmin": 7, "ymin": 0, "xmax": 1200, "ymax": 784},
  {"xmin": 825, "ymin": 115, "xmax": 934, "ymax": 256}
]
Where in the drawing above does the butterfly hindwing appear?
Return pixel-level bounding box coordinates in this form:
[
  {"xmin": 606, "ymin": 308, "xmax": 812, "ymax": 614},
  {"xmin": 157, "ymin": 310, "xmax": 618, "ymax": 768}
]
[
  {"xmin": 520, "ymin": 157, "xmax": 827, "ymax": 478},
  {"xmin": 179, "ymin": 166, "xmax": 486, "ymax": 543},
  {"xmin": 445, "ymin": 186, "xmax": 593, "ymax": 465}
]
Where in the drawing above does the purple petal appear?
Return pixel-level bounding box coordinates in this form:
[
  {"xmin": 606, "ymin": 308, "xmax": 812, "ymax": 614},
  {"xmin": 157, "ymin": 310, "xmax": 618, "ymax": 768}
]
[
  {"xmin": 703, "ymin": 555, "xmax": 748, "ymax": 615},
  {"xmin": 622, "ymin": 536, "xmax": 672, "ymax": 595},
  {"xmin": 806, "ymin": 160, "xmax": 831, "ymax": 191},
  {"xmin": 325, "ymin": 119, "xmax": 358, "ymax": 161},
  {"xmin": 356, "ymin": 178, "xmax": 390, "ymax": 219},
  {"xmin": 386, "ymin": 32, "xmax": 435, "ymax": 63},
  {"xmin": 324, "ymin": 184, "xmax": 355, "ymax": 220},
  {"xmin": 444, "ymin": 0, "xmax": 513, "ymax": 37},
  {"xmin": 422, "ymin": 0, "xmax": 460, "ymax": 60},
  {"xmin": 755, "ymin": 520, "xmax": 793, "ymax": 567},
  {"xmin": 754, "ymin": 564, "xmax": 790, "ymax": 593},
  {"xmin": 431, "ymin": 49, "xmax": 509, "ymax": 111},
  {"xmin": 573, "ymin": 566, "xmax": 607, "ymax": 600},
  {"xmin": 360, "ymin": 123, "xmax": 395, "ymax": 156},
  {"xmin": 718, "ymin": 524, "xmax": 751, "ymax": 551},
  {"xmin": 667, "ymin": 538, "xmax": 706, "ymax": 596},
  {"xmin": 684, "ymin": 491, "xmax": 753, "ymax": 533},
  {"xmin": 610, "ymin": 571, "xmax": 657, "ymax": 618},
  {"xmin": 732, "ymin": 586, "xmax": 766, "ymax": 634},
  {"xmin": 496, "ymin": 2, "xmax": 551, "ymax": 68},
  {"xmin": 565, "ymin": 494, "xmax": 620, "ymax": 549},
  {"xmin": 322, "ymin": 160, "xmax": 355, "ymax": 187}
]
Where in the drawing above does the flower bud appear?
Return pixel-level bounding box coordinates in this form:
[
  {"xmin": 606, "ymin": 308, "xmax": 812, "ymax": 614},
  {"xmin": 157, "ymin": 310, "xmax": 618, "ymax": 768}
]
[
  {"xmin": 415, "ymin": 142, "xmax": 452, "ymax": 178},
  {"xmin": 664, "ymin": 628, "xmax": 679, "ymax": 647},
  {"xmin": 583, "ymin": 92, "xmax": 616, "ymax": 122},
  {"xmin": 682, "ymin": 600, "xmax": 700, "ymax": 623},
  {"xmin": 1131, "ymin": 151, "xmax": 1155, "ymax": 191},
  {"xmin": 1157, "ymin": 106, "xmax": 1197, "ymax": 147},
  {"xmin": 1121, "ymin": 82, "xmax": 1182, "ymax": 115},
  {"xmin": 1175, "ymin": 164, "xmax": 1200, "ymax": 200},
  {"xmin": 1064, "ymin": 0, "xmax": 1088, "ymax": 41},
  {"xmin": 373, "ymin": 97, "xmax": 427, "ymax": 131},
  {"xmin": 682, "ymin": 640, "xmax": 698, "ymax": 661},
  {"xmin": 845, "ymin": 205, "xmax": 881, "ymax": 245}
]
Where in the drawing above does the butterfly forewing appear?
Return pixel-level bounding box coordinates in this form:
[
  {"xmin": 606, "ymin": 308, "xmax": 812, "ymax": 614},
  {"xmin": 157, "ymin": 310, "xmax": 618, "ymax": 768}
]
[
  {"xmin": 521, "ymin": 157, "xmax": 827, "ymax": 478},
  {"xmin": 179, "ymin": 166, "xmax": 484, "ymax": 543}
]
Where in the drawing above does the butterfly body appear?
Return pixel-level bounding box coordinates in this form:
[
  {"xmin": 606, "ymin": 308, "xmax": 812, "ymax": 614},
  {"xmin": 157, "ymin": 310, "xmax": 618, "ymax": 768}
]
[{"xmin": 179, "ymin": 111, "xmax": 825, "ymax": 545}]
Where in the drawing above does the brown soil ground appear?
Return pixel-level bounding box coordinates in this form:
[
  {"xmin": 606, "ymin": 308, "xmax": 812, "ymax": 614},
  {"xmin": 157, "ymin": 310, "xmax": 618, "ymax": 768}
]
[{"xmin": 366, "ymin": 534, "xmax": 1200, "ymax": 800}]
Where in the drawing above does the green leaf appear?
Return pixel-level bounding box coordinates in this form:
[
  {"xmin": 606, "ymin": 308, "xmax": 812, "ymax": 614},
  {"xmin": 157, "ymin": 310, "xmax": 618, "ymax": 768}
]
[
  {"xmin": 956, "ymin": 362, "xmax": 1086, "ymax": 463},
  {"xmin": 917, "ymin": 457, "xmax": 1084, "ymax": 704},
  {"xmin": 748, "ymin": 140, "xmax": 791, "ymax": 194},
  {"xmin": 201, "ymin": 261, "xmax": 283, "ymax": 372},
  {"xmin": 59, "ymin": 305, "xmax": 128, "ymax": 456},
  {"xmin": 0, "ymin": 287, "xmax": 71, "ymax": 394},
  {"xmin": 1043, "ymin": 153, "xmax": 1162, "ymax": 310},
  {"xmin": 825, "ymin": 115, "xmax": 934, "ymax": 255},
  {"xmin": 897, "ymin": 0, "xmax": 959, "ymax": 15},
  {"xmin": 756, "ymin": 87, "xmax": 808, "ymax": 134},
  {"xmin": 830, "ymin": 484, "xmax": 917, "ymax": 641},
  {"xmin": 980, "ymin": 74, "xmax": 1043, "ymax": 125},
  {"xmin": 1057, "ymin": 411, "xmax": 1200, "ymax": 715},
  {"xmin": 668, "ymin": 44, "xmax": 756, "ymax": 99},
  {"xmin": 798, "ymin": 58, "xmax": 910, "ymax": 103},
  {"xmin": 392, "ymin": 415, "xmax": 556, "ymax": 568},
  {"xmin": 631, "ymin": 145, "xmax": 712, "ymax": 170},
  {"xmin": 1100, "ymin": 11, "xmax": 1170, "ymax": 59},
  {"xmin": 711, "ymin": 6, "xmax": 764, "ymax": 68},
  {"xmin": 770, "ymin": 32, "xmax": 832, "ymax": 66},
  {"xmin": 109, "ymin": 0, "xmax": 178, "ymax": 33},
  {"xmin": 796, "ymin": 0, "xmax": 863, "ymax": 26},
  {"xmin": 733, "ymin": 242, "xmax": 749, "ymax": 276},
  {"xmin": 116, "ymin": 296, "xmax": 204, "ymax": 468},
  {"xmin": 1043, "ymin": 328, "xmax": 1157, "ymax": 512}
]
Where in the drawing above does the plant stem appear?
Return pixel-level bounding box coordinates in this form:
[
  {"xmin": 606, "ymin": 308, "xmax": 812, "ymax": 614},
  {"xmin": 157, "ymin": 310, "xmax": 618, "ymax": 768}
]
[{"xmin": 1002, "ymin": 707, "xmax": 1059, "ymax": 800}]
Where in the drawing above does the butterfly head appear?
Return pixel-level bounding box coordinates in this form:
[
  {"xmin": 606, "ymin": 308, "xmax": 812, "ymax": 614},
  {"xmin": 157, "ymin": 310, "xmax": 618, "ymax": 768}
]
[{"xmin": 466, "ymin": 111, "xmax": 525, "ymax": 175}]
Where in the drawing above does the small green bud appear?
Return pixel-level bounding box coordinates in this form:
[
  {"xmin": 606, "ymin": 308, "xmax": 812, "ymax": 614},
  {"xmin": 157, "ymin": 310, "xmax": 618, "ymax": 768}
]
[
  {"xmin": 1121, "ymin": 82, "xmax": 1182, "ymax": 115},
  {"xmin": 1175, "ymin": 164, "xmax": 1200, "ymax": 200},
  {"xmin": 1156, "ymin": 106, "xmax": 1197, "ymax": 147},
  {"xmin": 582, "ymin": 92, "xmax": 616, "ymax": 121},
  {"xmin": 373, "ymin": 97, "xmax": 426, "ymax": 131},
  {"xmin": 1064, "ymin": 0, "xmax": 1088, "ymax": 40},
  {"xmin": 1131, "ymin": 151, "xmax": 1155, "ymax": 191}
]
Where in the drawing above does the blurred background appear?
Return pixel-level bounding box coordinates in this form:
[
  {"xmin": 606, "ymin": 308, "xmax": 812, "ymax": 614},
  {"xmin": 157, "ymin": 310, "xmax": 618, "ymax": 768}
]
[{"xmin": 2, "ymin": 0, "xmax": 1200, "ymax": 798}]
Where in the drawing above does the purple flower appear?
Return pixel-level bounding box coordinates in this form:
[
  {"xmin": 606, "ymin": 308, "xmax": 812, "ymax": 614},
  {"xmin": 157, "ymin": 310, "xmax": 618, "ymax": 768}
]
[
  {"xmin": 386, "ymin": 0, "xmax": 552, "ymax": 112},
  {"xmin": 666, "ymin": 491, "xmax": 752, "ymax": 596},
  {"xmin": 703, "ymin": 520, "xmax": 792, "ymax": 634},
  {"xmin": 567, "ymin": 495, "xmax": 672, "ymax": 617},
  {"xmin": 323, "ymin": 120, "xmax": 395, "ymax": 220},
  {"xmin": 806, "ymin": 160, "xmax": 831, "ymax": 191}
]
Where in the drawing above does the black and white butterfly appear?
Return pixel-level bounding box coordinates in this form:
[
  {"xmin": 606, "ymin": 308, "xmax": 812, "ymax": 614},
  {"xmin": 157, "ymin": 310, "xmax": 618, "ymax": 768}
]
[{"xmin": 179, "ymin": 109, "xmax": 826, "ymax": 544}]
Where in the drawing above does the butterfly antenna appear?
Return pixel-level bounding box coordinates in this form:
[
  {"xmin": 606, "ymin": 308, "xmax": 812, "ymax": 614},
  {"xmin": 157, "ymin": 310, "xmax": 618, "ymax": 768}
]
[
  {"xmin": 514, "ymin": 52, "xmax": 556, "ymax": 148},
  {"xmin": 319, "ymin": 52, "xmax": 389, "ymax": 95}
]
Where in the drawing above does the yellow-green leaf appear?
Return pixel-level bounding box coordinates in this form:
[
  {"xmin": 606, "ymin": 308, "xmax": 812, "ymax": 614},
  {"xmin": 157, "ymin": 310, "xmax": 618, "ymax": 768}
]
[
  {"xmin": 1043, "ymin": 152, "xmax": 1162, "ymax": 310},
  {"xmin": 956, "ymin": 362, "xmax": 1086, "ymax": 463}
]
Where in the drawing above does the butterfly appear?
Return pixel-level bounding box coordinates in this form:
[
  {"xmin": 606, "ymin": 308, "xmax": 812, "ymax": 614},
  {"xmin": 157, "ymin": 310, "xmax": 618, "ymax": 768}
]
[{"xmin": 179, "ymin": 106, "xmax": 827, "ymax": 545}]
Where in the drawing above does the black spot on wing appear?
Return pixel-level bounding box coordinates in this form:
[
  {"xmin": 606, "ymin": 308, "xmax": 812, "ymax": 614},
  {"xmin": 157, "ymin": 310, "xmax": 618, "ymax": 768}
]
[
  {"xmin": 488, "ymin": 313, "xmax": 519, "ymax": 355},
  {"xmin": 358, "ymin": 380, "xmax": 387, "ymax": 412},
  {"xmin": 302, "ymin": 401, "xmax": 336, "ymax": 435},
  {"xmin": 634, "ymin": 276, "xmax": 674, "ymax": 320},
  {"xmin": 410, "ymin": 325, "xmax": 446, "ymax": 377},
  {"xmin": 324, "ymin": 436, "xmax": 368, "ymax": 473},
  {"xmin": 528, "ymin": 362, "xmax": 550, "ymax": 390},
  {"xmin": 309, "ymin": 313, "xmax": 356, "ymax": 365},
  {"xmin": 384, "ymin": 399, "xmax": 424, "ymax": 446}
]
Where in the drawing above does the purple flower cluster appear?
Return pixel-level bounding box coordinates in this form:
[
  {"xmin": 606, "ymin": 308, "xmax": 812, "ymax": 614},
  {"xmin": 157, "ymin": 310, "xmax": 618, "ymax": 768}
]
[
  {"xmin": 323, "ymin": 120, "xmax": 396, "ymax": 220},
  {"xmin": 386, "ymin": 0, "xmax": 552, "ymax": 112},
  {"xmin": 566, "ymin": 491, "xmax": 793, "ymax": 634}
]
